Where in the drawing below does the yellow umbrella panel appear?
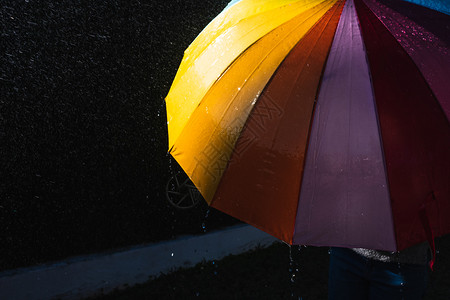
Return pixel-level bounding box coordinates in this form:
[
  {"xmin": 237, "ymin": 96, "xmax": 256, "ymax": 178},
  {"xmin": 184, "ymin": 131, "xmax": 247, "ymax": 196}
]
[
  {"xmin": 166, "ymin": 0, "xmax": 337, "ymax": 150},
  {"xmin": 168, "ymin": 0, "xmax": 339, "ymax": 203}
]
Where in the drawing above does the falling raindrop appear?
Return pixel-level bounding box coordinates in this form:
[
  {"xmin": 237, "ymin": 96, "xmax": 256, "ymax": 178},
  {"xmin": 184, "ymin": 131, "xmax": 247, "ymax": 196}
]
[
  {"xmin": 158, "ymin": 100, "xmax": 167, "ymax": 122},
  {"xmin": 202, "ymin": 209, "xmax": 211, "ymax": 233},
  {"xmin": 396, "ymin": 253, "xmax": 404, "ymax": 299},
  {"xmin": 211, "ymin": 259, "xmax": 219, "ymax": 276},
  {"xmin": 171, "ymin": 210, "xmax": 175, "ymax": 232},
  {"xmin": 289, "ymin": 245, "xmax": 303, "ymax": 299},
  {"xmin": 167, "ymin": 153, "xmax": 174, "ymax": 175}
]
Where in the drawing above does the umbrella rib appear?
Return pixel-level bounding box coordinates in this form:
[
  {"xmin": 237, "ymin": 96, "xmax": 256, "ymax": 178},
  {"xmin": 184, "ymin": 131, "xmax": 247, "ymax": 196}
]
[
  {"xmin": 167, "ymin": 0, "xmax": 331, "ymax": 150},
  {"xmin": 294, "ymin": 1, "xmax": 347, "ymax": 238},
  {"xmin": 364, "ymin": 0, "xmax": 450, "ymax": 123},
  {"xmin": 187, "ymin": 0, "xmax": 311, "ymax": 57},
  {"xmin": 174, "ymin": 0, "xmax": 324, "ymax": 97},
  {"xmin": 209, "ymin": 0, "xmax": 335, "ymax": 143},
  {"xmin": 264, "ymin": 3, "xmax": 344, "ymax": 228},
  {"xmin": 346, "ymin": 9, "xmax": 353, "ymax": 243},
  {"xmin": 201, "ymin": 1, "xmax": 336, "ymax": 205},
  {"xmin": 272, "ymin": 3, "xmax": 342, "ymax": 154}
]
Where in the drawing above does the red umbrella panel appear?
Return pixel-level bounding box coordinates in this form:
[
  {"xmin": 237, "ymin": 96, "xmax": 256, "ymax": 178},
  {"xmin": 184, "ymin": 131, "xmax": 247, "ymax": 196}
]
[{"xmin": 166, "ymin": 0, "xmax": 450, "ymax": 252}]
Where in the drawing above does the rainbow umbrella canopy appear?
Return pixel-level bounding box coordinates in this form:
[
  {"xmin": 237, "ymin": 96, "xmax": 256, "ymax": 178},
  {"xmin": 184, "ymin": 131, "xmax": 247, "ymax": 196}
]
[{"xmin": 165, "ymin": 0, "xmax": 450, "ymax": 252}]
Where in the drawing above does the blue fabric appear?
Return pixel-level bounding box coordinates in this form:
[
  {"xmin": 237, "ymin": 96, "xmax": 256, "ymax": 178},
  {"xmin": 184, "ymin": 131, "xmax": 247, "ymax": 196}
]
[
  {"xmin": 402, "ymin": 0, "xmax": 450, "ymax": 15},
  {"xmin": 328, "ymin": 247, "xmax": 429, "ymax": 300}
]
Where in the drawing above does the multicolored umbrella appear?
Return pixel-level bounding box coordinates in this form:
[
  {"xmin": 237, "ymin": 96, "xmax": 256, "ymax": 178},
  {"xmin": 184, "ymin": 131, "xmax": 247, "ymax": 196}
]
[{"xmin": 165, "ymin": 0, "xmax": 450, "ymax": 252}]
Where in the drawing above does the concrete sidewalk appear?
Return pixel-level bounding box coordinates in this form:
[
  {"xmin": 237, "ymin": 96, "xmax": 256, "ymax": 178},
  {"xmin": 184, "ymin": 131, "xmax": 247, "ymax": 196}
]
[{"xmin": 0, "ymin": 225, "xmax": 277, "ymax": 300}]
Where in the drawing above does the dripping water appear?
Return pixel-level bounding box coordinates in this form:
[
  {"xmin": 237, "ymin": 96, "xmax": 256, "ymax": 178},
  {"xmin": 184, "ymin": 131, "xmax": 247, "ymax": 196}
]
[
  {"xmin": 212, "ymin": 259, "xmax": 218, "ymax": 276},
  {"xmin": 202, "ymin": 209, "xmax": 211, "ymax": 233},
  {"xmin": 289, "ymin": 245, "xmax": 303, "ymax": 300},
  {"xmin": 396, "ymin": 252, "xmax": 405, "ymax": 300}
]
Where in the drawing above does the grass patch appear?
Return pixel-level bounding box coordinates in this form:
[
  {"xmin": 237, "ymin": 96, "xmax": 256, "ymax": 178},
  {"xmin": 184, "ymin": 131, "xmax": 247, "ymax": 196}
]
[
  {"xmin": 88, "ymin": 236, "xmax": 450, "ymax": 299},
  {"xmin": 88, "ymin": 242, "xmax": 328, "ymax": 299}
]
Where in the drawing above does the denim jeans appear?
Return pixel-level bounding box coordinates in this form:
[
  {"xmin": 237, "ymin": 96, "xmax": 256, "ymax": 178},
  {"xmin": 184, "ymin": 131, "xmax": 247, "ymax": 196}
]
[{"xmin": 328, "ymin": 247, "xmax": 429, "ymax": 300}]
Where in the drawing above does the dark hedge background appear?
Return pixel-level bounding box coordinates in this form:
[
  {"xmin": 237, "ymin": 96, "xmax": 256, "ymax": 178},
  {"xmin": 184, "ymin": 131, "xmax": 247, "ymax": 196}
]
[{"xmin": 0, "ymin": 0, "xmax": 238, "ymax": 271}]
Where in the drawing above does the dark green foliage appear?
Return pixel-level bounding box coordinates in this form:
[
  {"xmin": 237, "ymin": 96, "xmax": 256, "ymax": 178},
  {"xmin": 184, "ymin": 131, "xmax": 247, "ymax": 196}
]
[{"xmin": 0, "ymin": 0, "xmax": 236, "ymax": 271}]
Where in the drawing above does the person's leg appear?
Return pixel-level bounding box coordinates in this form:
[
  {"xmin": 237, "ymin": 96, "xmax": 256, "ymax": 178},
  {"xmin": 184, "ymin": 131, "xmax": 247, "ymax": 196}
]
[
  {"xmin": 328, "ymin": 247, "xmax": 370, "ymax": 300},
  {"xmin": 369, "ymin": 260, "xmax": 429, "ymax": 300}
]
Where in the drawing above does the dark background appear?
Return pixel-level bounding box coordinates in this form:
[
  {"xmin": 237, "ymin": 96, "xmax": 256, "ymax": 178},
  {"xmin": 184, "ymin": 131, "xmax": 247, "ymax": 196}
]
[{"xmin": 0, "ymin": 0, "xmax": 237, "ymax": 271}]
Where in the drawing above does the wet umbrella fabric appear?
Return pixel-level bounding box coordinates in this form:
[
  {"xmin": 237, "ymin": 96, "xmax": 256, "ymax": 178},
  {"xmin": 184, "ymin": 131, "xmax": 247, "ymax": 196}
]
[{"xmin": 165, "ymin": 0, "xmax": 450, "ymax": 252}]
